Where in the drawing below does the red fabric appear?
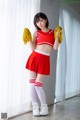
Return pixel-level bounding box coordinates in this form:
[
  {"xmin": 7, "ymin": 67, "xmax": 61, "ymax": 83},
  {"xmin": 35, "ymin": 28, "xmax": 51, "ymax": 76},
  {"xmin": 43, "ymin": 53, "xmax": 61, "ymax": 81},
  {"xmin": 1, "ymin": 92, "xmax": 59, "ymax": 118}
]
[
  {"xmin": 29, "ymin": 79, "xmax": 35, "ymax": 83},
  {"xmin": 35, "ymin": 29, "xmax": 55, "ymax": 47},
  {"xmin": 25, "ymin": 51, "xmax": 50, "ymax": 75},
  {"xmin": 34, "ymin": 81, "xmax": 43, "ymax": 87}
]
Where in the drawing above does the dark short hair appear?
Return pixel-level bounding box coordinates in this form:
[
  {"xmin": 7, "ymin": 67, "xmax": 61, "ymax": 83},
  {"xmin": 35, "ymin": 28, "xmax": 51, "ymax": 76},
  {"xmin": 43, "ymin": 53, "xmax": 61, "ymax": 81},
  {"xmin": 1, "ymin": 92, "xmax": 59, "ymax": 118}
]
[{"xmin": 33, "ymin": 12, "xmax": 49, "ymax": 30}]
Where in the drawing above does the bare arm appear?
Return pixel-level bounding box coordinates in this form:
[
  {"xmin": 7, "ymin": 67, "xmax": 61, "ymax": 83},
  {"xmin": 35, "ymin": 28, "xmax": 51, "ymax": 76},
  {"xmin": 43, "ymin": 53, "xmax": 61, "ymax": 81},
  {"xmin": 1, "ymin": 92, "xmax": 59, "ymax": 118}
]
[
  {"xmin": 27, "ymin": 32, "xmax": 37, "ymax": 51},
  {"xmin": 53, "ymin": 32, "xmax": 59, "ymax": 50},
  {"xmin": 53, "ymin": 39, "xmax": 59, "ymax": 50}
]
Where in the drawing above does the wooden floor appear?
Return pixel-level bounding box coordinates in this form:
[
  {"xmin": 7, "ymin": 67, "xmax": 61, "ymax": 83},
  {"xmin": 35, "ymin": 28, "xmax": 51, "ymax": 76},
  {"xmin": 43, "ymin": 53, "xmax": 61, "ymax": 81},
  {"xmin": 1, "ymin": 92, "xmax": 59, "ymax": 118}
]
[{"xmin": 9, "ymin": 96, "xmax": 80, "ymax": 120}]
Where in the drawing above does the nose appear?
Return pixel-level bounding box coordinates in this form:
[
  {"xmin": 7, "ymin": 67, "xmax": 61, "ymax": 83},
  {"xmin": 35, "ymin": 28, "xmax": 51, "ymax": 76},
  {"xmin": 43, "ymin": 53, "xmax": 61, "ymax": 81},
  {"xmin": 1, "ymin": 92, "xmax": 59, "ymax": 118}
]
[
  {"xmin": 36, "ymin": 21, "xmax": 42, "ymax": 27},
  {"xmin": 38, "ymin": 21, "xmax": 41, "ymax": 25}
]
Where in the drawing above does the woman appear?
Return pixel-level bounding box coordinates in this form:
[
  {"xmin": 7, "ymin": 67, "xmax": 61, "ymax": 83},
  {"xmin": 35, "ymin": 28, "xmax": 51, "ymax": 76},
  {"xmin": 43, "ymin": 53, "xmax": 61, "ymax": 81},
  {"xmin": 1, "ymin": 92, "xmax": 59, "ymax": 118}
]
[{"xmin": 24, "ymin": 12, "xmax": 60, "ymax": 116}]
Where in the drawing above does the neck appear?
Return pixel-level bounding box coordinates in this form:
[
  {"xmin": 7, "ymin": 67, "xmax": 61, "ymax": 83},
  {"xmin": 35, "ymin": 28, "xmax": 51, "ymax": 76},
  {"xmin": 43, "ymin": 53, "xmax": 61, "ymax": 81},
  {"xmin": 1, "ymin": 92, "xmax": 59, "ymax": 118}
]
[{"xmin": 41, "ymin": 28, "xmax": 49, "ymax": 32}]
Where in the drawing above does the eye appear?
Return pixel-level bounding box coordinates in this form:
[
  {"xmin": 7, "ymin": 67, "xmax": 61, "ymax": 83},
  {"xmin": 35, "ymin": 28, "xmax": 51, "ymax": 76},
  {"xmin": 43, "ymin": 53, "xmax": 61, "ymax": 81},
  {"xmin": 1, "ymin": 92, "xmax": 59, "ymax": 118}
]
[
  {"xmin": 36, "ymin": 19, "xmax": 43, "ymax": 24},
  {"xmin": 36, "ymin": 21, "xmax": 39, "ymax": 24},
  {"xmin": 40, "ymin": 19, "xmax": 43, "ymax": 22}
]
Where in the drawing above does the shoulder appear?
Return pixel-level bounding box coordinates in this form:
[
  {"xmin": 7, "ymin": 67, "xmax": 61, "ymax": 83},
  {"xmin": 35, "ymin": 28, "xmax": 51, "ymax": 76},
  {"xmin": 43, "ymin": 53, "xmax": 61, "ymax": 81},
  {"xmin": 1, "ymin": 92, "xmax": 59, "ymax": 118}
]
[
  {"xmin": 33, "ymin": 31, "xmax": 38, "ymax": 37},
  {"xmin": 32, "ymin": 30, "xmax": 39, "ymax": 41},
  {"xmin": 48, "ymin": 29, "xmax": 54, "ymax": 34},
  {"xmin": 33, "ymin": 30, "xmax": 42, "ymax": 37}
]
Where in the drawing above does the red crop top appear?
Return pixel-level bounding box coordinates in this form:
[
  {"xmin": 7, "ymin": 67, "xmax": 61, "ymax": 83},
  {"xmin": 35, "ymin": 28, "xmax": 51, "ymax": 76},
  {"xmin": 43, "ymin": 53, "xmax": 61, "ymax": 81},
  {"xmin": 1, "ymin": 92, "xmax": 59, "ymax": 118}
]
[{"xmin": 35, "ymin": 29, "xmax": 55, "ymax": 47}]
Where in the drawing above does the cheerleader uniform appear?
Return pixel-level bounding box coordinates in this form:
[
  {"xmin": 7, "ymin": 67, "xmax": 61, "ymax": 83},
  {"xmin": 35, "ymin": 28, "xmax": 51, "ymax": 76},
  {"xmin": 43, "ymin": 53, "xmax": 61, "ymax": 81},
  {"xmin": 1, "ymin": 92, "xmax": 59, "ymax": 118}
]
[{"xmin": 25, "ymin": 29, "xmax": 55, "ymax": 75}]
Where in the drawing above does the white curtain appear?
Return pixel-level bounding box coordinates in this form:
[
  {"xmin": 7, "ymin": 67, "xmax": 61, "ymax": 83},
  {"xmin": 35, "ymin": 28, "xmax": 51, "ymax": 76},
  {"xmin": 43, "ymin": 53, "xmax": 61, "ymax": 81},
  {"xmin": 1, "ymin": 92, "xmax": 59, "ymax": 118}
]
[
  {"xmin": 0, "ymin": 0, "xmax": 40, "ymax": 118},
  {"xmin": 55, "ymin": 9, "xmax": 80, "ymax": 102}
]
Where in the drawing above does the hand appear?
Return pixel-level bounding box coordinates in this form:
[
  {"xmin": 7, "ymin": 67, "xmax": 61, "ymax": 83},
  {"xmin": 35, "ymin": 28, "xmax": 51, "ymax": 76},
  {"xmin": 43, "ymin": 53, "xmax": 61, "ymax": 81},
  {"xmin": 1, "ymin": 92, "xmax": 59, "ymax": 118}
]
[
  {"xmin": 22, "ymin": 28, "xmax": 32, "ymax": 44},
  {"xmin": 54, "ymin": 26, "xmax": 63, "ymax": 44}
]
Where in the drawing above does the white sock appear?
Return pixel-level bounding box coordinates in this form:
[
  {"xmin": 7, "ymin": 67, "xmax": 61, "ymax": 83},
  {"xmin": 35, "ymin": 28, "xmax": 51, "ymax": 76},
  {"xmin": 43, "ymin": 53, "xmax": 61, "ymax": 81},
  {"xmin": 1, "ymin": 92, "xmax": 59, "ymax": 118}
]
[
  {"xmin": 29, "ymin": 83, "xmax": 38, "ymax": 105},
  {"xmin": 35, "ymin": 86, "xmax": 47, "ymax": 105}
]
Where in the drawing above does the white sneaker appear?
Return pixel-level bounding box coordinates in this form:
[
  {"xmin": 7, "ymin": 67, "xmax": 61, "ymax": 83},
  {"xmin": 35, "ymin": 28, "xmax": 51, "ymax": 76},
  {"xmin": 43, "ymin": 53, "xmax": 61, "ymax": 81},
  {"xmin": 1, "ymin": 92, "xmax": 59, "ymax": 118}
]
[
  {"xmin": 32, "ymin": 103, "xmax": 40, "ymax": 116},
  {"xmin": 40, "ymin": 104, "xmax": 49, "ymax": 116}
]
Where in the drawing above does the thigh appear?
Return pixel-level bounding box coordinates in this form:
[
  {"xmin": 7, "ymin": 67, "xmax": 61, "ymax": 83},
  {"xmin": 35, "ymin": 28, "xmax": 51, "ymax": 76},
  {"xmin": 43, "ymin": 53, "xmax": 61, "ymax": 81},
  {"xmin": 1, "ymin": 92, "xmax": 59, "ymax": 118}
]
[
  {"xmin": 27, "ymin": 70, "xmax": 37, "ymax": 79},
  {"xmin": 36, "ymin": 74, "xmax": 47, "ymax": 83}
]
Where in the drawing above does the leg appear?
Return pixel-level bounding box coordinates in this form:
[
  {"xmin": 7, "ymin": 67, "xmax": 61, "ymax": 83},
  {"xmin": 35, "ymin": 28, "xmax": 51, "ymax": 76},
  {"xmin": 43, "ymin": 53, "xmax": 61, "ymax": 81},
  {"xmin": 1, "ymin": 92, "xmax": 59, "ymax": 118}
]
[
  {"xmin": 28, "ymin": 70, "xmax": 37, "ymax": 104},
  {"xmin": 35, "ymin": 74, "xmax": 47, "ymax": 104},
  {"xmin": 34, "ymin": 74, "xmax": 48, "ymax": 115},
  {"xmin": 27, "ymin": 70, "xmax": 39, "ymax": 116}
]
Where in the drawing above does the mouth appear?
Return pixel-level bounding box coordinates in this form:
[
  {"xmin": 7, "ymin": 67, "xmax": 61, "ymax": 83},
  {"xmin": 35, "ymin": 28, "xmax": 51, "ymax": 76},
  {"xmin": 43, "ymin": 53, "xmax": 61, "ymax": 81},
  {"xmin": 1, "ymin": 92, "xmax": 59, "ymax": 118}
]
[{"xmin": 39, "ymin": 25, "xmax": 43, "ymax": 28}]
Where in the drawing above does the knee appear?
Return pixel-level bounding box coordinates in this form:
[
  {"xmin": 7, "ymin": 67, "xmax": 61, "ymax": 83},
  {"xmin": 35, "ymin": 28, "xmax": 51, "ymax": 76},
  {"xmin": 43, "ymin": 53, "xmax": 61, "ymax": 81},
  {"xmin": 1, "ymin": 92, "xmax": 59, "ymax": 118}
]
[
  {"xmin": 34, "ymin": 81, "xmax": 43, "ymax": 87},
  {"xmin": 29, "ymin": 79, "xmax": 43, "ymax": 87},
  {"xmin": 29, "ymin": 79, "xmax": 35, "ymax": 84}
]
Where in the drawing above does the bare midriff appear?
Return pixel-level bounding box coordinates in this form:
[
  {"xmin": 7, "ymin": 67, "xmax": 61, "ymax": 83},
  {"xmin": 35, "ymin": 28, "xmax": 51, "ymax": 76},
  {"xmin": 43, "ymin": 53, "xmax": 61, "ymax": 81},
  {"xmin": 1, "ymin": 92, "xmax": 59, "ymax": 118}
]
[{"xmin": 36, "ymin": 44, "xmax": 53, "ymax": 54}]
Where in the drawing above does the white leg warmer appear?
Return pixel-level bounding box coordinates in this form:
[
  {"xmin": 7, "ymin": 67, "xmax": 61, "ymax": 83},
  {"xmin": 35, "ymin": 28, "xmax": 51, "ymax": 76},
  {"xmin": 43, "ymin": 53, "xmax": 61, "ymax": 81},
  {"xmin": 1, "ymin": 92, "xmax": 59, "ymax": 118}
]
[
  {"xmin": 29, "ymin": 79, "xmax": 38, "ymax": 104},
  {"xmin": 35, "ymin": 85, "xmax": 47, "ymax": 105}
]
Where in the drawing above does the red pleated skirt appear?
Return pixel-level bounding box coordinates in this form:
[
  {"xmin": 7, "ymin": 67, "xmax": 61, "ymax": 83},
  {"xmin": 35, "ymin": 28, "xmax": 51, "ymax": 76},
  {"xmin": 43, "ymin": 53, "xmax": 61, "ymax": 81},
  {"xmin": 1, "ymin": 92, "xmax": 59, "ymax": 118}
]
[{"xmin": 25, "ymin": 50, "xmax": 50, "ymax": 75}]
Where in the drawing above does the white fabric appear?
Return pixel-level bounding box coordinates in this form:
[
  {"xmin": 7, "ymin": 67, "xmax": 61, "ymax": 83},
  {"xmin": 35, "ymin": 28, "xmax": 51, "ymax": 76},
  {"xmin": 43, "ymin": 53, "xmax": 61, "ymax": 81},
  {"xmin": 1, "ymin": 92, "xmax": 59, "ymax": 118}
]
[
  {"xmin": 32, "ymin": 103, "xmax": 40, "ymax": 116},
  {"xmin": 0, "ymin": 0, "xmax": 40, "ymax": 118},
  {"xmin": 35, "ymin": 86, "xmax": 47, "ymax": 105},
  {"xmin": 40, "ymin": 104, "xmax": 48, "ymax": 115},
  {"xmin": 55, "ymin": 9, "xmax": 80, "ymax": 102},
  {"xmin": 35, "ymin": 49, "xmax": 50, "ymax": 56},
  {"xmin": 29, "ymin": 83, "xmax": 38, "ymax": 104}
]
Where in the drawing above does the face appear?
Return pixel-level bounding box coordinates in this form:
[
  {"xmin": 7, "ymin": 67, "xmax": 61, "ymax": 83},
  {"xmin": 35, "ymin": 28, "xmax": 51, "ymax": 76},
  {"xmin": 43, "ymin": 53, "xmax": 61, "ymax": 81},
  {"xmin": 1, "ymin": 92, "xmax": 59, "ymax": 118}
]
[{"xmin": 36, "ymin": 18, "xmax": 47, "ymax": 30}]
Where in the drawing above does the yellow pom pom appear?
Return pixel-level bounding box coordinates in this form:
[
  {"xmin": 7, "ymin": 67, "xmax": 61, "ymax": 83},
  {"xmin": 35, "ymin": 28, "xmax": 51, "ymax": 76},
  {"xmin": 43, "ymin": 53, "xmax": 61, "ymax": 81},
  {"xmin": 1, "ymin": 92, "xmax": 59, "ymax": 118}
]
[
  {"xmin": 22, "ymin": 28, "xmax": 32, "ymax": 44},
  {"xmin": 54, "ymin": 26, "xmax": 63, "ymax": 44}
]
